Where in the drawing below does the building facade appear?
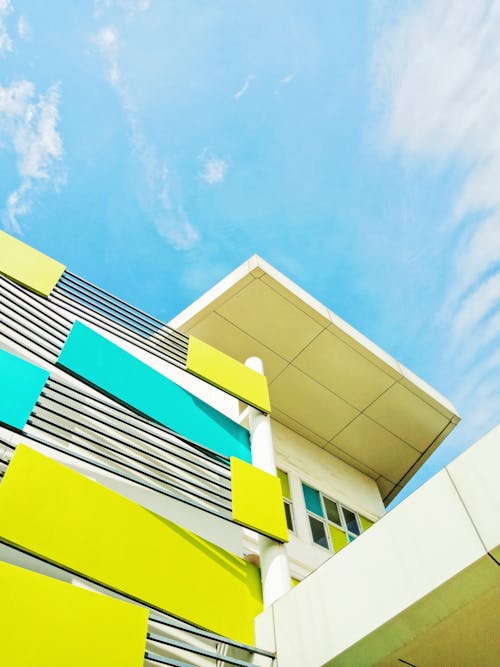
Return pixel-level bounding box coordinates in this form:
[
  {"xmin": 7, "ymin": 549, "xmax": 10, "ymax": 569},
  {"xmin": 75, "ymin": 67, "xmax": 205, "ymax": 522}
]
[{"xmin": 0, "ymin": 231, "xmax": 498, "ymax": 666}]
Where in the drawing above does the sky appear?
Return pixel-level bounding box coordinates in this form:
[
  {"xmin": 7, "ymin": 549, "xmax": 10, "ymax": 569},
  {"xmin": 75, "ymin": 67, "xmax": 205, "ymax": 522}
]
[{"xmin": 0, "ymin": 0, "xmax": 498, "ymax": 505}]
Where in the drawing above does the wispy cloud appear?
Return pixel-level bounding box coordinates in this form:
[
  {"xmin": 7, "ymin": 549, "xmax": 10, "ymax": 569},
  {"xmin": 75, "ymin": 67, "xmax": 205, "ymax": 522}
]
[
  {"xmin": 0, "ymin": 0, "xmax": 13, "ymax": 54},
  {"xmin": 93, "ymin": 25, "xmax": 199, "ymax": 249},
  {"xmin": 94, "ymin": 0, "xmax": 150, "ymax": 18},
  {"xmin": 17, "ymin": 14, "xmax": 31, "ymax": 41},
  {"xmin": 198, "ymin": 149, "xmax": 228, "ymax": 185},
  {"xmin": 374, "ymin": 0, "xmax": 500, "ymax": 439},
  {"xmin": 274, "ymin": 73, "xmax": 294, "ymax": 95},
  {"xmin": 234, "ymin": 74, "xmax": 255, "ymax": 101},
  {"xmin": 0, "ymin": 80, "xmax": 64, "ymax": 232}
]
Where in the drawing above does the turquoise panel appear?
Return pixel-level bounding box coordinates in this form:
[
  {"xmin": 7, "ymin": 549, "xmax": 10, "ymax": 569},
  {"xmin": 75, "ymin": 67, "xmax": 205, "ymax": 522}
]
[
  {"xmin": 57, "ymin": 321, "xmax": 251, "ymax": 462},
  {"xmin": 302, "ymin": 483, "xmax": 324, "ymax": 517},
  {"xmin": 0, "ymin": 349, "xmax": 49, "ymax": 430}
]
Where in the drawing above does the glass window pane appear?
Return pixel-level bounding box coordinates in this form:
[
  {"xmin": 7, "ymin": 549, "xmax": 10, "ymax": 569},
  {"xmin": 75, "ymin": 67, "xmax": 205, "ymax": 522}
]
[
  {"xmin": 348, "ymin": 533, "xmax": 356, "ymax": 542},
  {"xmin": 277, "ymin": 469, "xmax": 291, "ymax": 499},
  {"xmin": 302, "ymin": 483, "xmax": 324, "ymax": 517},
  {"xmin": 284, "ymin": 501, "xmax": 294, "ymax": 531},
  {"xmin": 309, "ymin": 516, "xmax": 329, "ymax": 549},
  {"xmin": 324, "ymin": 497, "xmax": 341, "ymax": 526},
  {"xmin": 342, "ymin": 508, "xmax": 360, "ymax": 535}
]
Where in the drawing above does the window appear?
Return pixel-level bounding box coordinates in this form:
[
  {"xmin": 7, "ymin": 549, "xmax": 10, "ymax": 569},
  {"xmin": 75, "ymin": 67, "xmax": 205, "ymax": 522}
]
[
  {"xmin": 277, "ymin": 468, "xmax": 295, "ymax": 532},
  {"xmin": 302, "ymin": 482, "xmax": 369, "ymax": 552}
]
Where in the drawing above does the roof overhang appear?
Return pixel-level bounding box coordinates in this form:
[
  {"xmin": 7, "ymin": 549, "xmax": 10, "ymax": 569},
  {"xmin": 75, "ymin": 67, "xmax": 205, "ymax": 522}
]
[{"xmin": 171, "ymin": 255, "xmax": 460, "ymax": 504}]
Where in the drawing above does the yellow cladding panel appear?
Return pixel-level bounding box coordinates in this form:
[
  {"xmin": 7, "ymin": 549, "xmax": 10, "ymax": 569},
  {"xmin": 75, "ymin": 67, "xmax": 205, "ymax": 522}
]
[
  {"xmin": 0, "ymin": 445, "xmax": 262, "ymax": 645},
  {"xmin": 0, "ymin": 560, "xmax": 148, "ymax": 667},
  {"xmin": 0, "ymin": 231, "xmax": 65, "ymax": 297},
  {"xmin": 231, "ymin": 457, "xmax": 289, "ymax": 543},
  {"xmin": 187, "ymin": 336, "xmax": 271, "ymax": 413}
]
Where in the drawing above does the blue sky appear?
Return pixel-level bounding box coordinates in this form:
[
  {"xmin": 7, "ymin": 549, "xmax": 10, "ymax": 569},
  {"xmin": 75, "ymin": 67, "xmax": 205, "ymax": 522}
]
[{"xmin": 1, "ymin": 0, "xmax": 498, "ymax": 504}]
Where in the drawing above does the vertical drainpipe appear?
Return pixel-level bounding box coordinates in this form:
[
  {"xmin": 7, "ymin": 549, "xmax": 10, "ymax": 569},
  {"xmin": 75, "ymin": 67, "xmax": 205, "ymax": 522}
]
[{"xmin": 245, "ymin": 357, "xmax": 292, "ymax": 607}]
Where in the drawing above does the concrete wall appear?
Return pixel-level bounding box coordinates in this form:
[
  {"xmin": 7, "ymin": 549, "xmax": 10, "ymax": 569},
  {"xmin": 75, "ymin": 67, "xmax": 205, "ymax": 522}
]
[
  {"xmin": 255, "ymin": 425, "xmax": 500, "ymax": 666},
  {"xmin": 244, "ymin": 418, "xmax": 386, "ymax": 579}
]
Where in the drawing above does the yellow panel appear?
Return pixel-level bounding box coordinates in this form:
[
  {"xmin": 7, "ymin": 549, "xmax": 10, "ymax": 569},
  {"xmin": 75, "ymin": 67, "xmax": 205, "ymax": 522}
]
[
  {"xmin": 231, "ymin": 457, "xmax": 289, "ymax": 543},
  {"xmin": 0, "ymin": 560, "xmax": 148, "ymax": 667},
  {"xmin": 0, "ymin": 445, "xmax": 261, "ymax": 645},
  {"xmin": 0, "ymin": 231, "xmax": 65, "ymax": 297},
  {"xmin": 328, "ymin": 524, "xmax": 348, "ymax": 553},
  {"xmin": 359, "ymin": 515, "xmax": 374, "ymax": 532},
  {"xmin": 277, "ymin": 468, "xmax": 291, "ymax": 499},
  {"xmin": 187, "ymin": 336, "xmax": 271, "ymax": 413}
]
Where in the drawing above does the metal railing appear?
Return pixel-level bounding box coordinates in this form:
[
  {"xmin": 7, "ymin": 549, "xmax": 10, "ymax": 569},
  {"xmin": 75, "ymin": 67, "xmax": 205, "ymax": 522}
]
[
  {"xmin": 0, "ymin": 537, "xmax": 274, "ymax": 667},
  {"xmin": 0, "ymin": 274, "xmax": 72, "ymax": 364},
  {"xmin": 51, "ymin": 270, "xmax": 189, "ymax": 369},
  {"xmin": 1, "ymin": 273, "xmax": 235, "ymax": 520},
  {"xmin": 0, "ymin": 434, "xmax": 233, "ymax": 525}
]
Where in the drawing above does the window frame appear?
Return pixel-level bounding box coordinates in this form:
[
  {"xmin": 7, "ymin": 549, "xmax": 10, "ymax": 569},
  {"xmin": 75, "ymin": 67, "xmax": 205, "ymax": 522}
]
[{"xmin": 302, "ymin": 482, "xmax": 363, "ymax": 552}]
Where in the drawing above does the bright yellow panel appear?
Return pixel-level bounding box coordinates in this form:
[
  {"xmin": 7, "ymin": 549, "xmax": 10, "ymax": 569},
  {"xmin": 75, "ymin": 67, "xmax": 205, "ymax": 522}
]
[
  {"xmin": 231, "ymin": 457, "xmax": 289, "ymax": 543},
  {"xmin": 0, "ymin": 231, "xmax": 65, "ymax": 297},
  {"xmin": 359, "ymin": 515, "xmax": 374, "ymax": 531},
  {"xmin": 277, "ymin": 468, "xmax": 291, "ymax": 499},
  {"xmin": 0, "ymin": 445, "xmax": 262, "ymax": 645},
  {"xmin": 328, "ymin": 524, "xmax": 348, "ymax": 553},
  {"xmin": 0, "ymin": 560, "xmax": 148, "ymax": 667},
  {"xmin": 187, "ymin": 336, "xmax": 271, "ymax": 413}
]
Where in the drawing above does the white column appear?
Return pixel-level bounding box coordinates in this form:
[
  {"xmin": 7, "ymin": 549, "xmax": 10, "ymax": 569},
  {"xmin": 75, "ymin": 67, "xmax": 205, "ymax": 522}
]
[{"xmin": 245, "ymin": 357, "xmax": 292, "ymax": 607}]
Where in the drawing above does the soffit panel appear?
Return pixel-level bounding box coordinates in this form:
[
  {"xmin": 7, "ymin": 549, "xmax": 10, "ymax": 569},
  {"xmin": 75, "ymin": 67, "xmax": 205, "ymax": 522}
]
[
  {"xmin": 326, "ymin": 322, "xmax": 403, "ymax": 381},
  {"xmin": 323, "ymin": 441, "xmax": 380, "ymax": 480},
  {"xmin": 171, "ymin": 257, "xmax": 459, "ymax": 488},
  {"xmin": 259, "ymin": 273, "xmax": 332, "ymax": 327},
  {"xmin": 376, "ymin": 476, "xmax": 402, "ymax": 502},
  {"xmin": 216, "ymin": 279, "xmax": 324, "ymax": 361},
  {"xmin": 270, "ymin": 366, "xmax": 358, "ymax": 441},
  {"xmin": 330, "ymin": 414, "xmax": 419, "ymax": 485},
  {"xmin": 399, "ymin": 369, "xmax": 457, "ymax": 420},
  {"xmin": 377, "ymin": 576, "xmax": 500, "ymax": 667},
  {"xmin": 185, "ymin": 311, "xmax": 288, "ymax": 383},
  {"xmin": 270, "ymin": 406, "xmax": 329, "ymax": 448},
  {"xmin": 366, "ymin": 382, "xmax": 451, "ymax": 452},
  {"xmin": 292, "ymin": 328, "xmax": 396, "ymax": 411}
]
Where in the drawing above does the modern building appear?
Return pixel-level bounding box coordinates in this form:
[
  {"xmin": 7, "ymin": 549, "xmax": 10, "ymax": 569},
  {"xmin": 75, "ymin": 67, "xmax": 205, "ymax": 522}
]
[{"xmin": 0, "ymin": 231, "xmax": 498, "ymax": 666}]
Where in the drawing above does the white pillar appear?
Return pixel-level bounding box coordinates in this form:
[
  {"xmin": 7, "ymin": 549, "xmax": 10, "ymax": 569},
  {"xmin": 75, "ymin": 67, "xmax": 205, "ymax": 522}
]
[{"xmin": 245, "ymin": 357, "xmax": 292, "ymax": 607}]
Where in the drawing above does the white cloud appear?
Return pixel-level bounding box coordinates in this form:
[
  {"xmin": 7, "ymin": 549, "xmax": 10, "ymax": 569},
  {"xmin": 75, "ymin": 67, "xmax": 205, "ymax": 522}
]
[
  {"xmin": 199, "ymin": 150, "xmax": 228, "ymax": 185},
  {"xmin": 234, "ymin": 75, "xmax": 255, "ymax": 100},
  {"xmin": 0, "ymin": 80, "xmax": 64, "ymax": 232},
  {"xmin": 93, "ymin": 25, "xmax": 121, "ymax": 85},
  {"xmin": 0, "ymin": 0, "xmax": 13, "ymax": 54},
  {"xmin": 17, "ymin": 14, "xmax": 31, "ymax": 41},
  {"xmin": 94, "ymin": 0, "xmax": 150, "ymax": 18},
  {"xmin": 452, "ymin": 272, "xmax": 500, "ymax": 343},
  {"xmin": 93, "ymin": 26, "xmax": 199, "ymax": 250},
  {"xmin": 374, "ymin": 0, "xmax": 500, "ymax": 443},
  {"xmin": 274, "ymin": 73, "xmax": 294, "ymax": 95},
  {"xmin": 453, "ymin": 213, "xmax": 500, "ymax": 295}
]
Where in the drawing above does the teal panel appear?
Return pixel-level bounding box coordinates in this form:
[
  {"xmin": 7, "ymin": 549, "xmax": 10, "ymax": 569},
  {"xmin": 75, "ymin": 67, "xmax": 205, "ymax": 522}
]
[
  {"xmin": 302, "ymin": 483, "xmax": 324, "ymax": 517},
  {"xmin": 57, "ymin": 321, "xmax": 251, "ymax": 462},
  {"xmin": 0, "ymin": 349, "xmax": 49, "ymax": 429}
]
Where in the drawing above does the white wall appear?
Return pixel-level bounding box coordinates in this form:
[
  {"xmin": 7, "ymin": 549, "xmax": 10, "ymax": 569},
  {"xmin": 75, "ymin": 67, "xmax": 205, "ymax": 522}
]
[
  {"xmin": 243, "ymin": 418, "xmax": 386, "ymax": 580},
  {"xmin": 255, "ymin": 425, "xmax": 500, "ymax": 666}
]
